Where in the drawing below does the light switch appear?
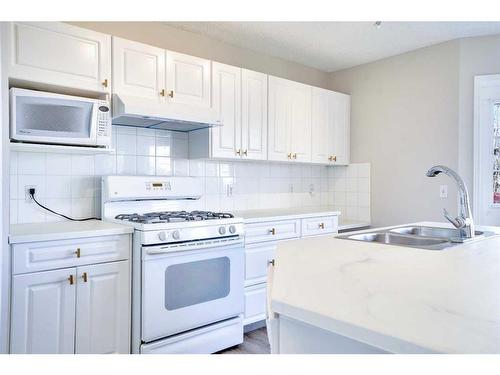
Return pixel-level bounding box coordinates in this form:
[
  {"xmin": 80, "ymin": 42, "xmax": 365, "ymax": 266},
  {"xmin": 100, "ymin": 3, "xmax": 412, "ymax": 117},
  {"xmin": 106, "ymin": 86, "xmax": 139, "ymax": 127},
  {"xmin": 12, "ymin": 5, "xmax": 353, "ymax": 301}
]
[{"xmin": 440, "ymin": 185, "xmax": 448, "ymax": 198}]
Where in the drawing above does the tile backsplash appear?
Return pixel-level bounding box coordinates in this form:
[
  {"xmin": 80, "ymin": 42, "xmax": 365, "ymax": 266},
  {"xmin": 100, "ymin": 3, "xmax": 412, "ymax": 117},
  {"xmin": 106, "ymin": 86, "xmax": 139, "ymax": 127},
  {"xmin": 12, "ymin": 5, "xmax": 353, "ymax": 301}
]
[{"xmin": 10, "ymin": 126, "xmax": 371, "ymax": 224}]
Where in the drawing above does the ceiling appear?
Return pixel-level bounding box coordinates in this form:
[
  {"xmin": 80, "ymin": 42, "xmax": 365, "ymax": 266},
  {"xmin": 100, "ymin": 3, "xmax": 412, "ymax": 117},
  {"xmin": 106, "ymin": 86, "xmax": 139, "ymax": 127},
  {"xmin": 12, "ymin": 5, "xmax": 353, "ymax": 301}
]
[{"xmin": 165, "ymin": 22, "xmax": 500, "ymax": 72}]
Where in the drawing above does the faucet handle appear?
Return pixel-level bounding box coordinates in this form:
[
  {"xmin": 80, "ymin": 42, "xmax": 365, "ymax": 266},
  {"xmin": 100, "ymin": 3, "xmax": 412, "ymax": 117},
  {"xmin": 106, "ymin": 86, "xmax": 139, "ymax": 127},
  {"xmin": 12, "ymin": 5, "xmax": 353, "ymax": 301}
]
[{"xmin": 443, "ymin": 208, "xmax": 465, "ymax": 229}]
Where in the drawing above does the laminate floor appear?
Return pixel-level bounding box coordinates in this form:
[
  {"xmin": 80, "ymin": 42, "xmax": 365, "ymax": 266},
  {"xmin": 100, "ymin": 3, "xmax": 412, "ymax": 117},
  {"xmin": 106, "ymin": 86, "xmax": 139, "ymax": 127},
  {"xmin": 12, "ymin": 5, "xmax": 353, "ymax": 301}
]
[{"xmin": 217, "ymin": 327, "xmax": 271, "ymax": 354}]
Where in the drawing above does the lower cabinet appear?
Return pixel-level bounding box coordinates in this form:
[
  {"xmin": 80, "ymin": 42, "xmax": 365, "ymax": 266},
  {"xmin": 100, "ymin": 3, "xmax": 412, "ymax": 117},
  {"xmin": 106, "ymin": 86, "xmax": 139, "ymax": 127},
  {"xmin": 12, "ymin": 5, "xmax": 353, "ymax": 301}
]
[
  {"xmin": 10, "ymin": 233, "xmax": 131, "ymax": 354},
  {"xmin": 10, "ymin": 260, "xmax": 130, "ymax": 354}
]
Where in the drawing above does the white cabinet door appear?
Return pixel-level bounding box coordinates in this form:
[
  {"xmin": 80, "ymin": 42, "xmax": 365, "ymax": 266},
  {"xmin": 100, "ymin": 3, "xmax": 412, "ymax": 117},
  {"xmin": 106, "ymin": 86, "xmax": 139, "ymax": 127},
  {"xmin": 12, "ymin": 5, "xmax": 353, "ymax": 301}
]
[
  {"xmin": 311, "ymin": 87, "xmax": 332, "ymax": 164},
  {"xmin": 7, "ymin": 22, "xmax": 111, "ymax": 93},
  {"xmin": 331, "ymin": 92, "xmax": 350, "ymax": 165},
  {"xmin": 166, "ymin": 51, "xmax": 211, "ymax": 108},
  {"xmin": 211, "ymin": 62, "xmax": 242, "ymax": 159},
  {"xmin": 75, "ymin": 261, "xmax": 130, "ymax": 354},
  {"xmin": 289, "ymin": 82, "xmax": 312, "ymax": 163},
  {"xmin": 10, "ymin": 268, "xmax": 76, "ymax": 354},
  {"xmin": 241, "ymin": 69, "xmax": 268, "ymax": 161},
  {"xmin": 268, "ymin": 76, "xmax": 292, "ymax": 162},
  {"xmin": 112, "ymin": 37, "xmax": 165, "ymax": 101}
]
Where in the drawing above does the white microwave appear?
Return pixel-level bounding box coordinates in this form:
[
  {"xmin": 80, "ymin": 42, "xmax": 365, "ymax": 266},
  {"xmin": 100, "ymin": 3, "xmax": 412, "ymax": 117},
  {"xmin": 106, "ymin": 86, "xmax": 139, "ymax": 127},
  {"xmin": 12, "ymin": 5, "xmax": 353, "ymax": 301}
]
[{"xmin": 10, "ymin": 88, "xmax": 111, "ymax": 148}]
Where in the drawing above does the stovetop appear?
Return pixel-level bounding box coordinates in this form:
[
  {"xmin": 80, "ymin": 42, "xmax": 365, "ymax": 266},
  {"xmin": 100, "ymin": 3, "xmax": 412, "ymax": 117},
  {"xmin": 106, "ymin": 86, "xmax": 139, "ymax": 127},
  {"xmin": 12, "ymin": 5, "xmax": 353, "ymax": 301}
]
[{"xmin": 115, "ymin": 210, "xmax": 235, "ymax": 224}]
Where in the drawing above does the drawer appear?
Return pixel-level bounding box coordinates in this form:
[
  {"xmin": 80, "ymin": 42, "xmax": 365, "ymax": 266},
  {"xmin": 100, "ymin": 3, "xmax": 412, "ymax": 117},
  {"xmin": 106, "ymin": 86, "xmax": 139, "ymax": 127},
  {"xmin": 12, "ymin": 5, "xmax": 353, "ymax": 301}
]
[
  {"xmin": 244, "ymin": 284, "xmax": 267, "ymax": 325},
  {"xmin": 12, "ymin": 234, "xmax": 131, "ymax": 275},
  {"xmin": 245, "ymin": 219, "xmax": 300, "ymax": 244},
  {"xmin": 301, "ymin": 216, "xmax": 338, "ymax": 237},
  {"xmin": 245, "ymin": 243, "xmax": 276, "ymax": 286}
]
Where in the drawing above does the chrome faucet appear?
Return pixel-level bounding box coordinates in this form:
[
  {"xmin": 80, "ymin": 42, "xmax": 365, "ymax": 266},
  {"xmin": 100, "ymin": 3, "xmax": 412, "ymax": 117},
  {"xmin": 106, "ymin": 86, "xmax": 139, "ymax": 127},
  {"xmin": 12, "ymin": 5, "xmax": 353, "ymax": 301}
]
[{"xmin": 425, "ymin": 165, "xmax": 475, "ymax": 241}]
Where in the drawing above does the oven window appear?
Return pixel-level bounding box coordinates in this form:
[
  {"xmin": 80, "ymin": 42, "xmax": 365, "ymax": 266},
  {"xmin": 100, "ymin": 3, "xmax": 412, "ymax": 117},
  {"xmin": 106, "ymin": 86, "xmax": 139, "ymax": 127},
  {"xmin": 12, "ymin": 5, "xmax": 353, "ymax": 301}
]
[
  {"xmin": 16, "ymin": 96, "xmax": 92, "ymax": 138},
  {"xmin": 164, "ymin": 257, "xmax": 230, "ymax": 310}
]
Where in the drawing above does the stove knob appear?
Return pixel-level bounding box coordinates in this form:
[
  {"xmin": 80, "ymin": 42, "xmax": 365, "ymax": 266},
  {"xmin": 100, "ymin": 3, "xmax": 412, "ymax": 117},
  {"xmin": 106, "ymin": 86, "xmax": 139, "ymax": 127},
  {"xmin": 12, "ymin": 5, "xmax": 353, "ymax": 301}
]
[
  {"xmin": 229, "ymin": 225, "xmax": 237, "ymax": 234},
  {"xmin": 172, "ymin": 230, "xmax": 180, "ymax": 240},
  {"xmin": 218, "ymin": 226, "xmax": 226, "ymax": 235},
  {"xmin": 158, "ymin": 232, "xmax": 167, "ymax": 241}
]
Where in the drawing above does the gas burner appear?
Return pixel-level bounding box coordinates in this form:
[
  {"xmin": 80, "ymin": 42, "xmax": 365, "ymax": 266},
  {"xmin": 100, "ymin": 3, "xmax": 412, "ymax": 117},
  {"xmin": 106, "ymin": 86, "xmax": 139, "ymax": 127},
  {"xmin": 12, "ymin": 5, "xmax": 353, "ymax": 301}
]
[{"xmin": 114, "ymin": 210, "xmax": 234, "ymax": 223}]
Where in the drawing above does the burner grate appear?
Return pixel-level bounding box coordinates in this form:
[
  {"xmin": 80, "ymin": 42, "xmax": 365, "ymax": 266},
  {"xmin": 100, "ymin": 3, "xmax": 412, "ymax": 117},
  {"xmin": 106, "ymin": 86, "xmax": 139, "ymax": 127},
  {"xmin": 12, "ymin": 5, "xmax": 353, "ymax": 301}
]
[{"xmin": 114, "ymin": 210, "xmax": 234, "ymax": 223}]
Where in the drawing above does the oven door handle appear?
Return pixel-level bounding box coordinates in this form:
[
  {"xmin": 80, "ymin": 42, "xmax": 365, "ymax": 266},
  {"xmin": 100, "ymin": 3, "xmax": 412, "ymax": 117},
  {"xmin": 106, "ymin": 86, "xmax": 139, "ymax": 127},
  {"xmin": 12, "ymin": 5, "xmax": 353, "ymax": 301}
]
[{"xmin": 144, "ymin": 239, "xmax": 244, "ymax": 256}]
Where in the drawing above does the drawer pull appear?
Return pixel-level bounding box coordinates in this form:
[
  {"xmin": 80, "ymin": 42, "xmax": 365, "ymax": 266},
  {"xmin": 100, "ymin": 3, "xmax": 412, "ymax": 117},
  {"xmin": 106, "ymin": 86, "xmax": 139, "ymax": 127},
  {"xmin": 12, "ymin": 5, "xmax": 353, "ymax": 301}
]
[
  {"xmin": 102, "ymin": 78, "xmax": 108, "ymax": 88},
  {"xmin": 287, "ymin": 153, "xmax": 292, "ymax": 159},
  {"xmin": 269, "ymin": 228, "xmax": 276, "ymax": 235},
  {"xmin": 168, "ymin": 90, "xmax": 174, "ymax": 98},
  {"xmin": 319, "ymin": 223, "xmax": 325, "ymax": 229},
  {"xmin": 268, "ymin": 259, "xmax": 275, "ymax": 266},
  {"xmin": 292, "ymin": 153, "xmax": 297, "ymax": 159},
  {"xmin": 82, "ymin": 272, "xmax": 88, "ymax": 283},
  {"xmin": 236, "ymin": 149, "xmax": 242, "ymax": 156},
  {"xmin": 68, "ymin": 275, "xmax": 74, "ymax": 285},
  {"xmin": 75, "ymin": 248, "xmax": 81, "ymax": 258},
  {"xmin": 160, "ymin": 89, "xmax": 166, "ymax": 97},
  {"xmin": 242, "ymin": 149, "xmax": 248, "ymax": 156}
]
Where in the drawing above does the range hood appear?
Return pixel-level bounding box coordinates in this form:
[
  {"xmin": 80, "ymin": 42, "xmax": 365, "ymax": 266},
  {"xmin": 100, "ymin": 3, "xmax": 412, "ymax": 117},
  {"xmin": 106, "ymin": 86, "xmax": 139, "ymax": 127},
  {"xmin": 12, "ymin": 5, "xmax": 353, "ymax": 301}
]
[{"xmin": 112, "ymin": 94, "xmax": 222, "ymax": 132}]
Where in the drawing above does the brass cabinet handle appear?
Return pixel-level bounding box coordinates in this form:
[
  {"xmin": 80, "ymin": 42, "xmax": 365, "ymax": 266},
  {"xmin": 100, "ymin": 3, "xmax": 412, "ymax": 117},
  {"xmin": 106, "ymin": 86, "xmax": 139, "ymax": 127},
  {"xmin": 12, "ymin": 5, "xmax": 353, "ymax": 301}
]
[
  {"xmin": 329, "ymin": 155, "xmax": 337, "ymax": 162},
  {"xmin": 68, "ymin": 275, "xmax": 74, "ymax": 285},
  {"xmin": 160, "ymin": 89, "xmax": 166, "ymax": 97},
  {"xmin": 82, "ymin": 272, "xmax": 88, "ymax": 283},
  {"xmin": 168, "ymin": 90, "xmax": 174, "ymax": 98},
  {"xmin": 293, "ymin": 153, "xmax": 297, "ymax": 160},
  {"xmin": 236, "ymin": 149, "xmax": 242, "ymax": 156},
  {"xmin": 102, "ymin": 79, "xmax": 108, "ymax": 88},
  {"xmin": 287, "ymin": 153, "xmax": 292, "ymax": 159},
  {"xmin": 75, "ymin": 248, "xmax": 81, "ymax": 258},
  {"xmin": 269, "ymin": 228, "xmax": 276, "ymax": 235},
  {"xmin": 242, "ymin": 150, "xmax": 248, "ymax": 156},
  {"xmin": 268, "ymin": 259, "xmax": 275, "ymax": 266},
  {"xmin": 319, "ymin": 223, "xmax": 325, "ymax": 229}
]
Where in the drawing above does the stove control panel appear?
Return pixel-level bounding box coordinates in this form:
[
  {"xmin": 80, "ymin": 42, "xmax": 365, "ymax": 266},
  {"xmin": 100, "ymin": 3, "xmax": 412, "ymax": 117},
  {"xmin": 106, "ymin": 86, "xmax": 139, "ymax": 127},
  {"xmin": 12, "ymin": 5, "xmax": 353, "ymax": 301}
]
[{"xmin": 145, "ymin": 181, "xmax": 172, "ymax": 191}]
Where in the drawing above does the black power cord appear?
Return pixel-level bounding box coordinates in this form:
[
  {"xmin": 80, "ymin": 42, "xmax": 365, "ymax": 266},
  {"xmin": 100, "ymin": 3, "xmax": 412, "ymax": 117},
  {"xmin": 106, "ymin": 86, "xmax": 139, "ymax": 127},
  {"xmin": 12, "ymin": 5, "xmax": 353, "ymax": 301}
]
[{"xmin": 29, "ymin": 189, "xmax": 99, "ymax": 222}]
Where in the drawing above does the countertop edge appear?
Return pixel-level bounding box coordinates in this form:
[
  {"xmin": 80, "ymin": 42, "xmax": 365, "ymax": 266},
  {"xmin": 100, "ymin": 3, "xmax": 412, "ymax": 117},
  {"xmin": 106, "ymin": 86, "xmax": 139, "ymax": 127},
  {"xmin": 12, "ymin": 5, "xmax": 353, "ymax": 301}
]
[{"xmin": 271, "ymin": 300, "xmax": 439, "ymax": 354}]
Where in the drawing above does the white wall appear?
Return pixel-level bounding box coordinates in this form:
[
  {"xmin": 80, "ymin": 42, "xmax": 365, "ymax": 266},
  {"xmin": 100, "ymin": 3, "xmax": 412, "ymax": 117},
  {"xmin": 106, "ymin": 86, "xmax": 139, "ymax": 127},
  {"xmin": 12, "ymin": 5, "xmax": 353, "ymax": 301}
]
[
  {"xmin": 330, "ymin": 41, "xmax": 461, "ymax": 226},
  {"xmin": 10, "ymin": 126, "xmax": 371, "ymax": 224}
]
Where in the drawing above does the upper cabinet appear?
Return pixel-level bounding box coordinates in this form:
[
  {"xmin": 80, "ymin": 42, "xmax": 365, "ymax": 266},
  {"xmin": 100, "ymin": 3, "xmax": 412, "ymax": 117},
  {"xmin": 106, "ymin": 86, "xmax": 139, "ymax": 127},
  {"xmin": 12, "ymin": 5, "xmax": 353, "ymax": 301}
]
[
  {"xmin": 112, "ymin": 37, "xmax": 211, "ymax": 109},
  {"xmin": 241, "ymin": 69, "xmax": 268, "ymax": 161},
  {"xmin": 166, "ymin": 51, "xmax": 211, "ymax": 108},
  {"xmin": 311, "ymin": 88, "xmax": 350, "ymax": 165},
  {"xmin": 6, "ymin": 22, "xmax": 111, "ymax": 94},
  {"xmin": 211, "ymin": 62, "xmax": 242, "ymax": 159},
  {"xmin": 112, "ymin": 37, "xmax": 165, "ymax": 102},
  {"xmin": 268, "ymin": 76, "xmax": 312, "ymax": 163}
]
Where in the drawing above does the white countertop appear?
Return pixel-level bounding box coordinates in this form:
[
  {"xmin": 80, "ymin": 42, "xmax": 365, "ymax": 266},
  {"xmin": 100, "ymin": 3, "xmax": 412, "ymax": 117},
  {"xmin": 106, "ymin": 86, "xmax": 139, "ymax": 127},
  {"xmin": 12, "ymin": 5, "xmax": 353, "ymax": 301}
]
[
  {"xmin": 233, "ymin": 207, "xmax": 369, "ymax": 231},
  {"xmin": 9, "ymin": 220, "xmax": 134, "ymax": 244},
  {"xmin": 271, "ymin": 221, "xmax": 500, "ymax": 353}
]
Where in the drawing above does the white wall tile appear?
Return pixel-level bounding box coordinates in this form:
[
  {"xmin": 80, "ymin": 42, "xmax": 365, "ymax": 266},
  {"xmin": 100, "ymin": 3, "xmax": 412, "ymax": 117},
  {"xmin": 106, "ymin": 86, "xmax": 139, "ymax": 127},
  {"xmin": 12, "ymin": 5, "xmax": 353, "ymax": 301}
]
[
  {"xmin": 10, "ymin": 175, "xmax": 18, "ymax": 200},
  {"xmin": 46, "ymin": 176, "xmax": 72, "ymax": 199},
  {"xmin": 116, "ymin": 133, "xmax": 137, "ymax": 155},
  {"xmin": 94, "ymin": 154, "xmax": 117, "ymax": 176},
  {"xmin": 71, "ymin": 176, "xmax": 96, "ymax": 198},
  {"xmin": 173, "ymin": 158, "xmax": 190, "ymax": 176},
  {"xmin": 10, "ymin": 152, "xmax": 18, "ymax": 175},
  {"xmin": 155, "ymin": 136, "xmax": 171, "ymax": 157},
  {"xmin": 10, "ymin": 200, "xmax": 18, "ymax": 224},
  {"xmin": 156, "ymin": 157, "xmax": 172, "ymax": 175},
  {"xmin": 117, "ymin": 155, "xmax": 137, "ymax": 175},
  {"xmin": 46, "ymin": 153, "xmax": 72, "ymax": 175},
  {"xmin": 44, "ymin": 198, "xmax": 72, "ymax": 222},
  {"xmin": 18, "ymin": 152, "xmax": 45, "ymax": 175},
  {"xmin": 18, "ymin": 200, "xmax": 46, "ymax": 223},
  {"xmin": 136, "ymin": 136, "xmax": 156, "ymax": 156},
  {"xmin": 71, "ymin": 198, "xmax": 95, "ymax": 218},
  {"xmin": 189, "ymin": 160, "xmax": 205, "ymax": 176},
  {"xmin": 71, "ymin": 155, "xmax": 94, "ymax": 175},
  {"xmin": 171, "ymin": 138, "xmax": 188, "ymax": 158},
  {"xmin": 137, "ymin": 156, "xmax": 156, "ymax": 175}
]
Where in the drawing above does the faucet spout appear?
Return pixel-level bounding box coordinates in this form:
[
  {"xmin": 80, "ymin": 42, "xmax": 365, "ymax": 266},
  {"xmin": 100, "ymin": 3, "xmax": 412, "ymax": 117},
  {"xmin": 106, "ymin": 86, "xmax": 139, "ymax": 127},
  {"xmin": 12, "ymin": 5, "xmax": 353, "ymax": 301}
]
[{"xmin": 425, "ymin": 165, "xmax": 475, "ymax": 240}]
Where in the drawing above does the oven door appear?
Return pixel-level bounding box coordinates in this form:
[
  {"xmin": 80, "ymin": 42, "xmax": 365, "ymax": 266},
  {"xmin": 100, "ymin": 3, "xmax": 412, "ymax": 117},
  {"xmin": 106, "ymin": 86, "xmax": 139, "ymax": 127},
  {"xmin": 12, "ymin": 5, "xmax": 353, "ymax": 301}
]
[
  {"xmin": 10, "ymin": 88, "xmax": 98, "ymax": 146},
  {"xmin": 141, "ymin": 241, "xmax": 244, "ymax": 342}
]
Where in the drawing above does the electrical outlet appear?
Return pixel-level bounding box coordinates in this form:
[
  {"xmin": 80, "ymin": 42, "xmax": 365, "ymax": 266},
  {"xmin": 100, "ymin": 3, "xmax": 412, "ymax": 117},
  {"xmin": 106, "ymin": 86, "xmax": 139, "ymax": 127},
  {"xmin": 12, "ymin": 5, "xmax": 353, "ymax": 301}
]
[
  {"xmin": 25, "ymin": 185, "xmax": 36, "ymax": 202},
  {"xmin": 440, "ymin": 184, "xmax": 448, "ymax": 198}
]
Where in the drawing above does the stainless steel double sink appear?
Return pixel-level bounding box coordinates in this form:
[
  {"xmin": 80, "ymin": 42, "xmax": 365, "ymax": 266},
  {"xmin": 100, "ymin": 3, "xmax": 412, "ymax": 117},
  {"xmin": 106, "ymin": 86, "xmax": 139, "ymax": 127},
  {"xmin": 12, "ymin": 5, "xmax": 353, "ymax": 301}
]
[{"xmin": 338, "ymin": 225, "xmax": 496, "ymax": 250}]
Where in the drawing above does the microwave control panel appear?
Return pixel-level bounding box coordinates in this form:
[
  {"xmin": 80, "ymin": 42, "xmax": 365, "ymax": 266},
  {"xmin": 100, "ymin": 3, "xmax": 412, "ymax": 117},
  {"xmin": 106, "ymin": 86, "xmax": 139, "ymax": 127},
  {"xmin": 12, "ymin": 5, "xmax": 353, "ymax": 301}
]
[{"xmin": 96, "ymin": 101, "xmax": 111, "ymax": 144}]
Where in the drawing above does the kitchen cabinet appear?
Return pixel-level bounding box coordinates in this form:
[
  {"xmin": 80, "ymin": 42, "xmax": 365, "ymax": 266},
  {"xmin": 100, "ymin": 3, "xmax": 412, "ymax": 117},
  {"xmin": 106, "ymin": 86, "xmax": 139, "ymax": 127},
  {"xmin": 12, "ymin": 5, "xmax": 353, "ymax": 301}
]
[
  {"xmin": 241, "ymin": 69, "xmax": 268, "ymax": 160},
  {"xmin": 6, "ymin": 22, "xmax": 111, "ymax": 94},
  {"xmin": 75, "ymin": 261, "xmax": 130, "ymax": 354},
  {"xmin": 10, "ymin": 268, "xmax": 77, "ymax": 354},
  {"xmin": 311, "ymin": 87, "xmax": 350, "ymax": 165},
  {"xmin": 268, "ymin": 76, "xmax": 311, "ymax": 163},
  {"xmin": 166, "ymin": 50, "xmax": 211, "ymax": 108},
  {"xmin": 211, "ymin": 62, "xmax": 242, "ymax": 159},
  {"xmin": 112, "ymin": 37, "xmax": 165, "ymax": 101},
  {"xmin": 10, "ymin": 234, "xmax": 131, "ymax": 354}
]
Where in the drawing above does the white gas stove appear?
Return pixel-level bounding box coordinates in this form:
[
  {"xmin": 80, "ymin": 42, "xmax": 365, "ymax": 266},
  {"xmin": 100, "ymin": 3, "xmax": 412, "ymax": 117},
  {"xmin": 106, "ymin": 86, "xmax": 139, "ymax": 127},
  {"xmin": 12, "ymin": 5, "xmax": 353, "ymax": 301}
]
[{"xmin": 101, "ymin": 176, "xmax": 244, "ymax": 354}]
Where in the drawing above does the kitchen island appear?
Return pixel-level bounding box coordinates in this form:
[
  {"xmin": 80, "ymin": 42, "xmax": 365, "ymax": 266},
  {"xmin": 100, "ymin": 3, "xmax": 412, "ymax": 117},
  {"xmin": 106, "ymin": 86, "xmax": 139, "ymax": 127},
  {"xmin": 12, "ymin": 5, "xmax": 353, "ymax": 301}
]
[{"xmin": 269, "ymin": 222, "xmax": 500, "ymax": 354}]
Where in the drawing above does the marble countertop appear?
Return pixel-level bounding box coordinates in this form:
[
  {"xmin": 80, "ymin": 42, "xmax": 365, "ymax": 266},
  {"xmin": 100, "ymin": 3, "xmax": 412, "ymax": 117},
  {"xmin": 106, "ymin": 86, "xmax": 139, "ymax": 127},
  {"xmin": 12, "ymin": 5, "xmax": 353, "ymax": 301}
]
[
  {"xmin": 9, "ymin": 220, "xmax": 134, "ymax": 244},
  {"xmin": 271, "ymin": 221, "xmax": 500, "ymax": 353},
  {"xmin": 233, "ymin": 207, "xmax": 369, "ymax": 230}
]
